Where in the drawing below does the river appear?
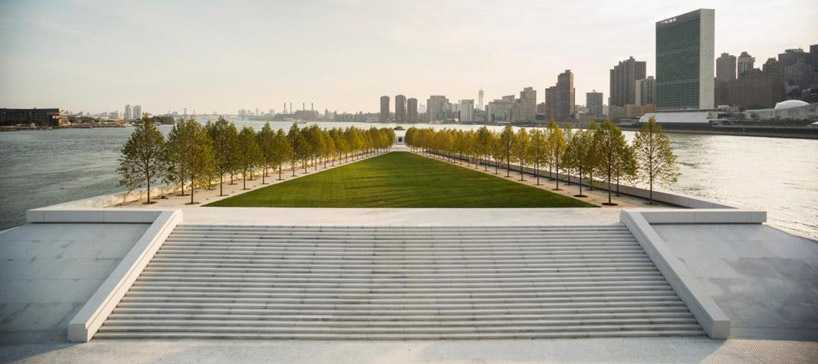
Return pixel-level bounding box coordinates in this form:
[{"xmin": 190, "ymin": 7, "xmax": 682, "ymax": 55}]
[{"xmin": 0, "ymin": 119, "xmax": 816, "ymax": 239}]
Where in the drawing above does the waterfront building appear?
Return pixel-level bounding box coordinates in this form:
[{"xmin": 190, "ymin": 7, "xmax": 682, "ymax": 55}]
[
  {"xmin": 0, "ymin": 108, "xmax": 68, "ymax": 127},
  {"xmin": 635, "ymin": 77, "xmax": 656, "ymax": 106},
  {"xmin": 487, "ymin": 96, "xmax": 515, "ymax": 123},
  {"xmin": 407, "ymin": 98, "xmax": 418, "ymax": 123},
  {"xmin": 133, "ymin": 105, "xmax": 142, "ymax": 120},
  {"xmin": 734, "ymin": 60, "xmax": 784, "ymax": 110},
  {"xmin": 784, "ymin": 59, "xmax": 815, "ymax": 91},
  {"xmin": 478, "ymin": 89, "xmax": 484, "ymax": 111},
  {"xmin": 459, "ymin": 99, "xmax": 474, "ymax": 123},
  {"xmin": 511, "ymin": 87, "xmax": 536, "ymax": 123},
  {"xmin": 379, "ymin": 96, "xmax": 389, "ymax": 122},
  {"xmin": 545, "ymin": 70, "xmax": 575, "ymax": 121},
  {"xmin": 655, "ymin": 9, "xmax": 715, "ymax": 111},
  {"xmin": 124, "ymin": 105, "xmax": 132, "ymax": 121},
  {"xmin": 586, "ymin": 90, "xmax": 603, "ymax": 117},
  {"xmin": 716, "ymin": 53, "xmax": 737, "ymax": 105},
  {"xmin": 427, "ymin": 95, "xmax": 450, "ymax": 122},
  {"xmin": 395, "ymin": 95, "xmax": 407, "ymax": 123},
  {"xmin": 738, "ymin": 52, "xmax": 755, "ymax": 77},
  {"xmin": 717, "ymin": 53, "xmax": 737, "ymax": 82},
  {"xmin": 609, "ymin": 57, "xmax": 646, "ymax": 108}
]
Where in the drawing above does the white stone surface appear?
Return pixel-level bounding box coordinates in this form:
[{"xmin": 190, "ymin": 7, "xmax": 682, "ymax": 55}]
[
  {"xmin": 654, "ymin": 224, "xmax": 818, "ymax": 340},
  {"xmin": 0, "ymin": 223, "xmax": 150, "ymax": 344},
  {"xmin": 178, "ymin": 208, "xmax": 623, "ymax": 227},
  {"xmin": 1, "ymin": 338, "xmax": 816, "ymax": 364}
]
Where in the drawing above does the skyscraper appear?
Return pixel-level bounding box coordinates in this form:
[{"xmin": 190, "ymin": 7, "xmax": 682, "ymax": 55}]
[
  {"xmin": 478, "ymin": 89, "xmax": 484, "ymax": 111},
  {"xmin": 459, "ymin": 100, "xmax": 474, "ymax": 122},
  {"xmin": 609, "ymin": 57, "xmax": 646, "ymax": 108},
  {"xmin": 427, "ymin": 95, "xmax": 450, "ymax": 122},
  {"xmin": 634, "ymin": 77, "xmax": 656, "ymax": 106},
  {"xmin": 124, "ymin": 105, "xmax": 132, "ymax": 121},
  {"xmin": 545, "ymin": 70, "xmax": 575, "ymax": 121},
  {"xmin": 655, "ymin": 9, "xmax": 715, "ymax": 111},
  {"xmin": 407, "ymin": 98, "xmax": 418, "ymax": 123},
  {"xmin": 379, "ymin": 96, "xmax": 390, "ymax": 122},
  {"xmin": 586, "ymin": 90, "xmax": 603, "ymax": 117},
  {"xmin": 716, "ymin": 53, "xmax": 737, "ymax": 82},
  {"xmin": 133, "ymin": 105, "xmax": 142, "ymax": 120},
  {"xmin": 395, "ymin": 95, "xmax": 406, "ymax": 123},
  {"xmin": 511, "ymin": 87, "xmax": 536, "ymax": 123},
  {"xmin": 737, "ymin": 52, "xmax": 755, "ymax": 76}
]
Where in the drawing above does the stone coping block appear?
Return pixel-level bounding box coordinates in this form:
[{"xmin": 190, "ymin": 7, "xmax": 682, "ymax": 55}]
[
  {"xmin": 620, "ymin": 209, "xmax": 731, "ymax": 339},
  {"xmin": 632, "ymin": 209, "xmax": 767, "ymax": 224},
  {"xmin": 27, "ymin": 208, "xmax": 164, "ymax": 224},
  {"xmin": 67, "ymin": 209, "xmax": 182, "ymax": 342}
]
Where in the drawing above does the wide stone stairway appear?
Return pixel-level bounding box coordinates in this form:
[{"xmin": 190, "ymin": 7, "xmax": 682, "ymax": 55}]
[{"xmin": 95, "ymin": 225, "xmax": 704, "ymax": 339}]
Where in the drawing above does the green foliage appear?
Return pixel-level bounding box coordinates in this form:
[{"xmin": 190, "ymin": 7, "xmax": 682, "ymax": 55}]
[
  {"xmin": 117, "ymin": 117, "xmax": 166, "ymax": 203},
  {"xmin": 206, "ymin": 117, "xmax": 239, "ymax": 195},
  {"xmin": 237, "ymin": 126, "xmax": 263, "ymax": 189},
  {"xmin": 208, "ymin": 152, "xmax": 594, "ymax": 208},
  {"xmin": 633, "ymin": 116, "xmax": 680, "ymax": 204}
]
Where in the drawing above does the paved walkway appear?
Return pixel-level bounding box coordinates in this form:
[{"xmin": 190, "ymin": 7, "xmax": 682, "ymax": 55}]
[{"xmin": 1, "ymin": 338, "xmax": 816, "ymax": 363}]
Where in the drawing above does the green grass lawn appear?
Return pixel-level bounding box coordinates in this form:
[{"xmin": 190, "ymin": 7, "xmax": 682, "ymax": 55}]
[{"xmin": 206, "ymin": 152, "xmax": 594, "ymax": 208}]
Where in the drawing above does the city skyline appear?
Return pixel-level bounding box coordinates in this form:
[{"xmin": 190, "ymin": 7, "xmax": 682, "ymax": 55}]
[{"xmin": 1, "ymin": 1, "xmax": 816, "ymax": 114}]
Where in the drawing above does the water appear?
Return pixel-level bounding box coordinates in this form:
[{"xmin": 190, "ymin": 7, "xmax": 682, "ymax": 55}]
[{"xmin": 1, "ymin": 119, "xmax": 816, "ymax": 239}]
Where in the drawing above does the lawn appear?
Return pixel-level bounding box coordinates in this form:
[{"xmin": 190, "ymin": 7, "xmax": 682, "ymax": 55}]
[{"xmin": 206, "ymin": 152, "xmax": 595, "ymax": 208}]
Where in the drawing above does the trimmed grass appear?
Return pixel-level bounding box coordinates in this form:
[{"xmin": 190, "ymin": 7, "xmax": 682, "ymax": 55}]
[{"xmin": 206, "ymin": 152, "xmax": 595, "ymax": 208}]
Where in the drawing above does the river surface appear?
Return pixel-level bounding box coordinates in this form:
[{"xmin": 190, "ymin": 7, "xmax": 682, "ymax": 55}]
[{"xmin": 1, "ymin": 119, "xmax": 816, "ymax": 240}]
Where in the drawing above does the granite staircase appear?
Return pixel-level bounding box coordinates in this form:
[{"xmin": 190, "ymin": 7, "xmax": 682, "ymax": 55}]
[{"xmin": 95, "ymin": 225, "xmax": 705, "ymax": 339}]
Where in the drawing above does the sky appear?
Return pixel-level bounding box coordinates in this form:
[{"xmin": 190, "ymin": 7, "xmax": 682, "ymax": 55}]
[{"xmin": 1, "ymin": 0, "xmax": 816, "ymax": 115}]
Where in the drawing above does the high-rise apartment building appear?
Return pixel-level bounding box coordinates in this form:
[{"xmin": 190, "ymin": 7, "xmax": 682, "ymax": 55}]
[
  {"xmin": 379, "ymin": 96, "xmax": 389, "ymax": 122},
  {"xmin": 478, "ymin": 89, "xmax": 484, "ymax": 111},
  {"xmin": 716, "ymin": 53, "xmax": 737, "ymax": 82},
  {"xmin": 487, "ymin": 96, "xmax": 515, "ymax": 123},
  {"xmin": 124, "ymin": 105, "xmax": 132, "ymax": 121},
  {"xmin": 133, "ymin": 105, "xmax": 142, "ymax": 120},
  {"xmin": 586, "ymin": 90, "xmax": 603, "ymax": 117},
  {"xmin": 609, "ymin": 57, "xmax": 646, "ymax": 108},
  {"xmin": 737, "ymin": 52, "xmax": 755, "ymax": 77},
  {"xmin": 655, "ymin": 9, "xmax": 715, "ymax": 111},
  {"xmin": 407, "ymin": 98, "xmax": 418, "ymax": 123},
  {"xmin": 545, "ymin": 70, "xmax": 575, "ymax": 121},
  {"xmin": 459, "ymin": 99, "xmax": 474, "ymax": 123},
  {"xmin": 634, "ymin": 77, "xmax": 656, "ymax": 106},
  {"xmin": 427, "ymin": 95, "xmax": 450, "ymax": 122},
  {"xmin": 512, "ymin": 87, "xmax": 536, "ymax": 123},
  {"xmin": 395, "ymin": 95, "xmax": 406, "ymax": 123}
]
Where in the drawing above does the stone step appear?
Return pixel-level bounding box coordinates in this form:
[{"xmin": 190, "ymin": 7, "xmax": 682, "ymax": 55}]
[
  {"xmin": 94, "ymin": 329, "xmax": 705, "ymax": 340},
  {"xmin": 107, "ymin": 311, "xmax": 694, "ymax": 321},
  {"xmin": 96, "ymin": 324, "xmax": 704, "ymax": 335},
  {"xmin": 98, "ymin": 224, "xmax": 703, "ymax": 340}
]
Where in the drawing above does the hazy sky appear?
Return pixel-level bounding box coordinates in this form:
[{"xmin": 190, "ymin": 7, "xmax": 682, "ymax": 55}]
[{"xmin": 1, "ymin": 0, "xmax": 816, "ymax": 115}]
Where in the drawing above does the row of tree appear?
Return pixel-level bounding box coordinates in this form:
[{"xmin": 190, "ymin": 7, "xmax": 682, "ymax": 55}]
[
  {"xmin": 118, "ymin": 117, "xmax": 396, "ymax": 204},
  {"xmin": 404, "ymin": 117, "xmax": 679, "ymax": 205}
]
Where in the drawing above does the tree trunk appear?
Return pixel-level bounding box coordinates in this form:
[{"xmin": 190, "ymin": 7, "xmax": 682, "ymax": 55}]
[
  {"xmin": 219, "ymin": 174, "xmax": 224, "ymax": 196},
  {"xmin": 146, "ymin": 178, "xmax": 151, "ymax": 204},
  {"xmin": 190, "ymin": 175, "xmax": 195, "ymax": 204}
]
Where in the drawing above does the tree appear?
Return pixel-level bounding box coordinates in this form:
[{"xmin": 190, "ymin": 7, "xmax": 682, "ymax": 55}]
[
  {"xmin": 513, "ymin": 127, "xmax": 530, "ymax": 181},
  {"xmin": 490, "ymin": 131, "xmax": 504, "ymax": 174},
  {"xmin": 256, "ymin": 122, "xmax": 276, "ymax": 184},
  {"xmin": 236, "ymin": 126, "xmax": 262, "ymax": 190},
  {"xmin": 565, "ymin": 128, "xmax": 595, "ymax": 198},
  {"xmin": 499, "ymin": 125, "xmax": 515, "ymax": 177},
  {"xmin": 530, "ymin": 128, "xmax": 548, "ymax": 186},
  {"xmin": 613, "ymin": 142, "xmax": 637, "ymax": 197},
  {"xmin": 633, "ymin": 116, "xmax": 680, "ymax": 204},
  {"xmin": 164, "ymin": 119, "xmax": 191, "ymax": 196},
  {"xmin": 547, "ymin": 123, "xmax": 566, "ymax": 190},
  {"xmin": 117, "ymin": 118, "xmax": 166, "ymax": 204},
  {"xmin": 597, "ymin": 120, "xmax": 628, "ymax": 205},
  {"xmin": 476, "ymin": 126, "xmax": 491, "ymax": 171},
  {"xmin": 584, "ymin": 122, "xmax": 604, "ymax": 191},
  {"xmin": 287, "ymin": 123, "xmax": 301, "ymax": 176},
  {"xmin": 272, "ymin": 129, "xmax": 292, "ymax": 180},
  {"xmin": 185, "ymin": 121, "xmax": 215, "ymax": 204},
  {"xmin": 206, "ymin": 117, "xmax": 238, "ymax": 196}
]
